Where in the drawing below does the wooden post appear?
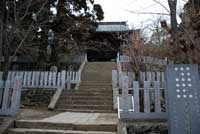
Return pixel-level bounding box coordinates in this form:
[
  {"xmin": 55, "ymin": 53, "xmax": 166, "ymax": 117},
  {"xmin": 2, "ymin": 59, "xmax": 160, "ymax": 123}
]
[
  {"xmin": 11, "ymin": 71, "xmax": 15, "ymax": 82},
  {"xmin": 112, "ymin": 70, "xmax": 118, "ymax": 88},
  {"xmin": 112, "ymin": 70, "xmax": 119, "ymax": 109},
  {"xmin": 74, "ymin": 71, "xmax": 80, "ymax": 90},
  {"xmin": 154, "ymin": 81, "xmax": 161, "ymax": 113},
  {"xmin": 117, "ymin": 52, "xmax": 120, "ymax": 62},
  {"xmin": 52, "ymin": 72, "xmax": 56, "ymax": 87},
  {"xmin": 85, "ymin": 53, "xmax": 88, "ymax": 62},
  {"xmin": 7, "ymin": 71, "xmax": 11, "ymax": 80},
  {"xmin": 146, "ymin": 72, "xmax": 151, "ymax": 82},
  {"xmin": 10, "ymin": 76, "xmax": 22, "ymax": 115},
  {"xmin": 40, "ymin": 72, "xmax": 44, "ymax": 87},
  {"xmin": 35, "ymin": 71, "xmax": 40, "ymax": 87},
  {"xmin": 121, "ymin": 75, "xmax": 129, "ymax": 96},
  {"xmin": 19, "ymin": 71, "xmax": 24, "ymax": 82},
  {"xmin": 140, "ymin": 72, "xmax": 145, "ymax": 82},
  {"xmin": 48, "ymin": 72, "xmax": 52, "ymax": 87},
  {"xmin": 0, "ymin": 72, "xmax": 3, "ymax": 80},
  {"xmin": 31, "ymin": 71, "xmax": 35, "ymax": 87},
  {"xmin": 161, "ymin": 72, "xmax": 165, "ymax": 88},
  {"xmin": 157, "ymin": 72, "xmax": 161, "ymax": 82},
  {"xmin": 144, "ymin": 81, "xmax": 150, "ymax": 113},
  {"xmin": 57, "ymin": 72, "xmax": 61, "ymax": 87},
  {"xmin": 1, "ymin": 80, "xmax": 10, "ymax": 112},
  {"xmin": 66, "ymin": 71, "xmax": 71, "ymax": 90},
  {"xmin": 61, "ymin": 70, "xmax": 66, "ymax": 89},
  {"xmin": 128, "ymin": 72, "xmax": 132, "ymax": 87},
  {"xmin": 0, "ymin": 81, "xmax": 4, "ymax": 107},
  {"xmin": 133, "ymin": 81, "xmax": 140, "ymax": 113},
  {"xmin": 72, "ymin": 72, "xmax": 75, "ymax": 83},
  {"xmin": 113, "ymin": 87, "xmax": 119, "ymax": 109},
  {"xmin": 152, "ymin": 72, "xmax": 156, "ymax": 82},
  {"xmin": 44, "ymin": 72, "xmax": 48, "ymax": 87},
  {"xmin": 27, "ymin": 71, "xmax": 31, "ymax": 86},
  {"xmin": 23, "ymin": 71, "xmax": 27, "ymax": 87}
]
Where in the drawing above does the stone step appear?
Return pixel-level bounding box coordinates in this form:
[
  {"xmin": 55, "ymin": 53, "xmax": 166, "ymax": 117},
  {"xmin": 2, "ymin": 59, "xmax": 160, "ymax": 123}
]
[
  {"xmin": 80, "ymin": 83, "xmax": 111, "ymax": 87},
  {"xmin": 61, "ymin": 92, "xmax": 112, "ymax": 96},
  {"xmin": 56, "ymin": 109, "xmax": 117, "ymax": 113},
  {"xmin": 57, "ymin": 100, "xmax": 113, "ymax": 105},
  {"xmin": 14, "ymin": 120, "xmax": 117, "ymax": 132},
  {"xmin": 60, "ymin": 95, "xmax": 112, "ymax": 99},
  {"xmin": 59, "ymin": 96, "xmax": 112, "ymax": 100},
  {"xmin": 8, "ymin": 128, "xmax": 116, "ymax": 134},
  {"xmin": 79, "ymin": 86, "xmax": 112, "ymax": 91},
  {"xmin": 0, "ymin": 118, "xmax": 3, "ymax": 125},
  {"xmin": 56, "ymin": 105, "xmax": 113, "ymax": 110},
  {"xmin": 64, "ymin": 86, "xmax": 112, "ymax": 93},
  {"xmin": 0, "ymin": 118, "xmax": 14, "ymax": 134}
]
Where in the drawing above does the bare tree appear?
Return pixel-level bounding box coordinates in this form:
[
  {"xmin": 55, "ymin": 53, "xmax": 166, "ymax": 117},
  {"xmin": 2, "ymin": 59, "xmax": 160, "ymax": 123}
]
[{"xmin": 0, "ymin": 0, "xmax": 49, "ymax": 80}]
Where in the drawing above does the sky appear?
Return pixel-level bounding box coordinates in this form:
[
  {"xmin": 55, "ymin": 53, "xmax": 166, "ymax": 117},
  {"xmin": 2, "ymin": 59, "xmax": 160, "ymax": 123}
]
[{"xmin": 94, "ymin": 0, "xmax": 187, "ymax": 30}]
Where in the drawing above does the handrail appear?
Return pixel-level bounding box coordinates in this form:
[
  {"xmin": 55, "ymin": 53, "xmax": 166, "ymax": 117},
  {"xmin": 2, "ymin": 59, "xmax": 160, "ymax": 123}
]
[
  {"xmin": 131, "ymin": 96, "xmax": 134, "ymax": 112},
  {"xmin": 117, "ymin": 53, "xmax": 123, "ymax": 89},
  {"xmin": 75, "ymin": 53, "xmax": 87, "ymax": 90},
  {"xmin": 117, "ymin": 96, "xmax": 121, "ymax": 119}
]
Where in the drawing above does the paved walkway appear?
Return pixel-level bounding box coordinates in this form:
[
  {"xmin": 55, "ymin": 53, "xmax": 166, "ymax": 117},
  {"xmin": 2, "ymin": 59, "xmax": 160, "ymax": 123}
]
[{"xmin": 22, "ymin": 112, "xmax": 118, "ymax": 125}]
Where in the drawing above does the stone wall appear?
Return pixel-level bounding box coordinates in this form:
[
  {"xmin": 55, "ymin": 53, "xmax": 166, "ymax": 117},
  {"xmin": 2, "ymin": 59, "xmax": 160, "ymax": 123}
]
[
  {"xmin": 127, "ymin": 124, "xmax": 168, "ymax": 134},
  {"xmin": 21, "ymin": 89, "xmax": 56, "ymax": 107},
  {"xmin": 118, "ymin": 121, "xmax": 168, "ymax": 134}
]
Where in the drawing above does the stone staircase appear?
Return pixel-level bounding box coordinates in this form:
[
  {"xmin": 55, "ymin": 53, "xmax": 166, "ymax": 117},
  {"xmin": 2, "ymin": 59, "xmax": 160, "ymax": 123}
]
[
  {"xmin": 6, "ymin": 62, "xmax": 118, "ymax": 134},
  {"xmin": 56, "ymin": 62, "xmax": 117, "ymax": 113},
  {"xmin": 56, "ymin": 86, "xmax": 115, "ymax": 113},
  {"xmin": 80, "ymin": 62, "xmax": 116, "ymax": 86}
]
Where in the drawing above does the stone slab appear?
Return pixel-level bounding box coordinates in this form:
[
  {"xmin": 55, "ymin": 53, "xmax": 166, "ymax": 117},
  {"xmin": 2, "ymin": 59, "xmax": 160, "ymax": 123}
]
[
  {"xmin": 165, "ymin": 64, "xmax": 200, "ymax": 134},
  {"xmin": 40, "ymin": 112, "xmax": 118, "ymax": 125}
]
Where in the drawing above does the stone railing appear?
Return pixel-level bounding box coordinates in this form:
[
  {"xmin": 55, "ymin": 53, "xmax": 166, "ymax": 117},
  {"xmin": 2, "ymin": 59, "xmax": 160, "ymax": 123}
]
[
  {"xmin": 112, "ymin": 70, "xmax": 167, "ymax": 120},
  {"xmin": 0, "ymin": 70, "xmax": 78, "ymax": 90},
  {"xmin": 117, "ymin": 53, "xmax": 173, "ymax": 66},
  {"xmin": 0, "ymin": 54, "xmax": 88, "ymax": 90}
]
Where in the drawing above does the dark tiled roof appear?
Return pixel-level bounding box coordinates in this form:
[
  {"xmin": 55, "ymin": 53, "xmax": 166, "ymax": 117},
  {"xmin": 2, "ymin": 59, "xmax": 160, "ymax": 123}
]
[{"xmin": 96, "ymin": 21, "xmax": 132, "ymax": 32}]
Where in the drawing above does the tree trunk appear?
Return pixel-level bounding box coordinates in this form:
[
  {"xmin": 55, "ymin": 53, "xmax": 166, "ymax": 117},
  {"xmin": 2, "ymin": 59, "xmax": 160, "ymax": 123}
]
[
  {"xmin": 2, "ymin": 28, "xmax": 11, "ymax": 81},
  {"xmin": 0, "ymin": 1, "xmax": 5, "ymax": 71},
  {"xmin": 0, "ymin": 20, "xmax": 3, "ymax": 71},
  {"xmin": 1, "ymin": 1, "xmax": 11, "ymax": 81},
  {"xmin": 168, "ymin": 0, "xmax": 178, "ymax": 36}
]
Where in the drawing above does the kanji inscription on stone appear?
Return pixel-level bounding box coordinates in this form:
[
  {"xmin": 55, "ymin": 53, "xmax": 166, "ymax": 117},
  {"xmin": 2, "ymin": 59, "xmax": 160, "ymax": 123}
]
[{"xmin": 165, "ymin": 64, "xmax": 200, "ymax": 134}]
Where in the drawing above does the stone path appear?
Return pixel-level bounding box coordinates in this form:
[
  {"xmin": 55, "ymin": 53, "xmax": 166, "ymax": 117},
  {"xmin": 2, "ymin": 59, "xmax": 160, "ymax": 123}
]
[
  {"xmin": 41, "ymin": 112, "xmax": 117, "ymax": 124},
  {"xmin": 7, "ymin": 112, "xmax": 117, "ymax": 134}
]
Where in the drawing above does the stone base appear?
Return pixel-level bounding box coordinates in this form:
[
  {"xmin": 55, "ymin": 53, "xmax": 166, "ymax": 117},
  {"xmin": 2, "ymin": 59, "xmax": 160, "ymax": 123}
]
[
  {"xmin": 118, "ymin": 120, "xmax": 168, "ymax": 134},
  {"xmin": 127, "ymin": 125, "xmax": 168, "ymax": 134}
]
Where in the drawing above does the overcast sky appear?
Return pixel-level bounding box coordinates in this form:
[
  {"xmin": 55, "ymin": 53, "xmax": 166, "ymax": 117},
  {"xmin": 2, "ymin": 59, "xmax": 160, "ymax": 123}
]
[{"xmin": 94, "ymin": 0, "xmax": 187, "ymax": 29}]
